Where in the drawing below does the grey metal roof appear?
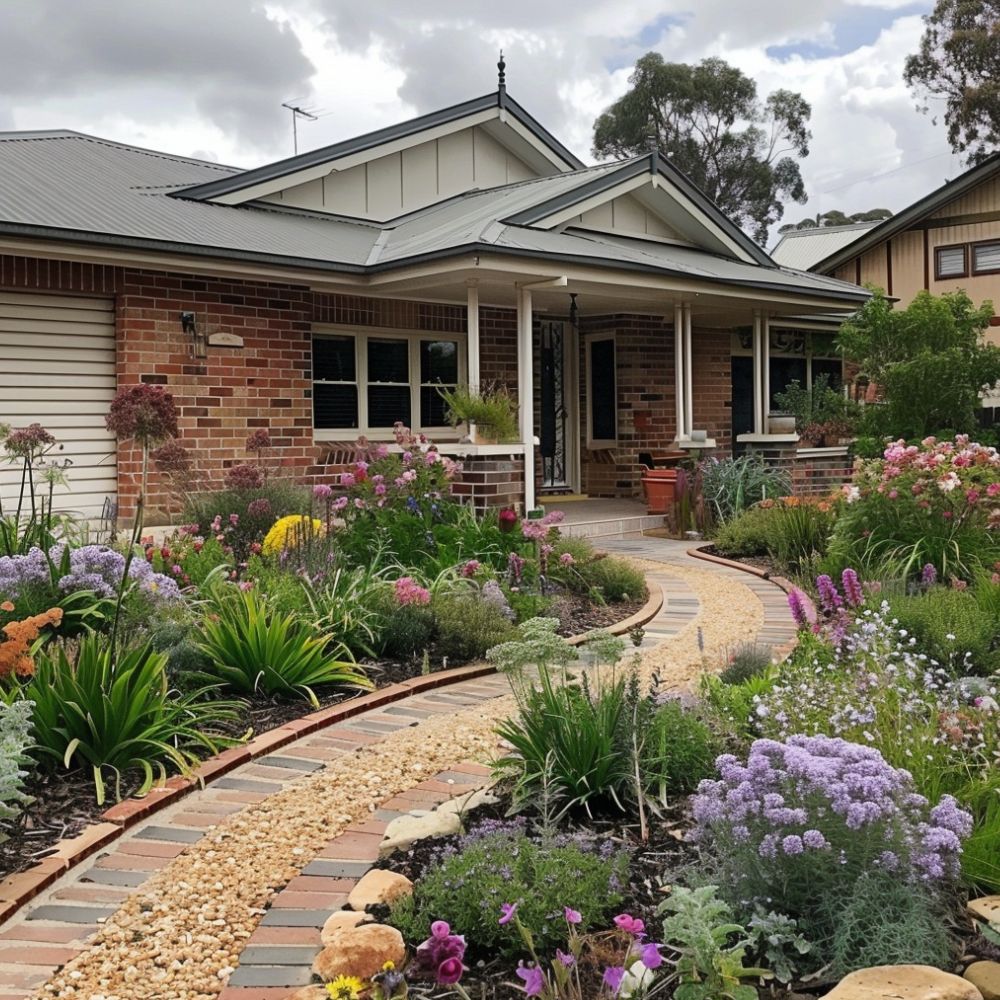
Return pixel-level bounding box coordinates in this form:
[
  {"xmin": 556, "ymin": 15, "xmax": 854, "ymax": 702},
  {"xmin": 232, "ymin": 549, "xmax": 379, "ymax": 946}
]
[
  {"xmin": 771, "ymin": 223, "xmax": 879, "ymax": 270},
  {"xmin": 0, "ymin": 129, "xmax": 868, "ymax": 304},
  {"xmin": 175, "ymin": 90, "xmax": 585, "ymax": 202},
  {"xmin": 812, "ymin": 151, "xmax": 1000, "ymax": 274}
]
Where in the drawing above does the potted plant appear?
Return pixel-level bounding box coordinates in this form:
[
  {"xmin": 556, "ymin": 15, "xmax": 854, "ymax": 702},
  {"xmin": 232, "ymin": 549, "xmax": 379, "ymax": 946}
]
[
  {"xmin": 767, "ymin": 411, "xmax": 797, "ymax": 434},
  {"xmin": 438, "ymin": 383, "xmax": 519, "ymax": 444}
]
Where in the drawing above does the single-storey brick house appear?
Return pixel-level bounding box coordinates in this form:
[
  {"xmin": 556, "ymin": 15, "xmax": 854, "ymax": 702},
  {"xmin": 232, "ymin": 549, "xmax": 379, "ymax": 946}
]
[{"xmin": 0, "ymin": 70, "xmax": 868, "ymax": 521}]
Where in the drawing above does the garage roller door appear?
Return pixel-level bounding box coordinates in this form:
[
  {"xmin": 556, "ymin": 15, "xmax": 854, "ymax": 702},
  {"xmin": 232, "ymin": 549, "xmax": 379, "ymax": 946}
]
[{"xmin": 0, "ymin": 291, "xmax": 116, "ymax": 521}]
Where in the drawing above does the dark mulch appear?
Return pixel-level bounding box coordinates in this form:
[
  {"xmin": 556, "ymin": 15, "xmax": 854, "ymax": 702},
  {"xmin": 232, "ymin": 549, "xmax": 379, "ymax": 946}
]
[
  {"xmin": 0, "ymin": 596, "xmax": 643, "ymax": 883},
  {"xmin": 701, "ymin": 544, "xmax": 784, "ymax": 579}
]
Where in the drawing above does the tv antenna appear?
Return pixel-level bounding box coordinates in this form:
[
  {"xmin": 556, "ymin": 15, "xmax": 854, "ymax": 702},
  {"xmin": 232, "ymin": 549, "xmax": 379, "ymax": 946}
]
[{"xmin": 281, "ymin": 101, "xmax": 319, "ymax": 155}]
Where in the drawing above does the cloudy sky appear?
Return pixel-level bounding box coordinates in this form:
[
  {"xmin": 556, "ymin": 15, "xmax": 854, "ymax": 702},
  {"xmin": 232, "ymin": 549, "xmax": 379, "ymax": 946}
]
[{"xmin": 0, "ymin": 0, "xmax": 964, "ymax": 244}]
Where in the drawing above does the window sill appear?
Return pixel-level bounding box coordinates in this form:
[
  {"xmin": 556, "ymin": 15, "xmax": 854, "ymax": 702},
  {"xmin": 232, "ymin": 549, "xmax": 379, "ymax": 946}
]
[
  {"xmin": 436, "ymin": 443, "xmax": 526, "ymax": 457},
  {"xmin": 796, "ymin": 445, "xmax": 850, "ymax": 458},
  {"xmin": 736, "ymin": 433, "xmax": 800, "ymax": 444},
  {"xmin": 675, "ymin": 437, "xmax": 717, "ymax": 450}
]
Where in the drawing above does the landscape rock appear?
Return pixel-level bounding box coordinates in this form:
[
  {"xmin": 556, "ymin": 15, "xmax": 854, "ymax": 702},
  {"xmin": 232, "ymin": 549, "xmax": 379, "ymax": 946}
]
[
  {"xmin": 969, "ymin": 897, "xmax": 1000, "ymax": 924},
  {"xmin": 321, "ymin": 908, "xmax": 374, "ymax": 944},
  {"xmin": 965, "ymin": 962, "xmax": 1000, "ymax": 1000},
  {"xmin": 285, "ymin": 988, "xmax": 329, "ymax": 1000},
  {"xmin": 379, "ymin": 809, "xmax": 462, "ymax": 856},
  {"xmin": 347, "ymin": 868, "xmax": 413, "ymax": 910},
  {"xmin": 312, "ymin": 922, "xmax": 406, "ymax": 980},
  {"xmin": 822, "ymin": 965, "xmax": 982, "ymax": 1000}
]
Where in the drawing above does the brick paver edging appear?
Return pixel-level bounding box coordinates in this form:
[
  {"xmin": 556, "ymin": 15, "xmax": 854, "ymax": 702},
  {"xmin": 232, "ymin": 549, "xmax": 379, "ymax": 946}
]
[
  {"xmin": 0, "ymin": 586, "xmax": 664, "ymax": 925},
  {"xmin": 218, "ymin": 762, "xmax": 493, "ymax": 999}
]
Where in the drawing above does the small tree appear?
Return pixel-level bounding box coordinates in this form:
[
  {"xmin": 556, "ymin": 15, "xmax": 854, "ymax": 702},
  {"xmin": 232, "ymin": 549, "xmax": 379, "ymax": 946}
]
[{"xmin": 837, "ymin": 289, "xmax": 1000, "ymax": 438}]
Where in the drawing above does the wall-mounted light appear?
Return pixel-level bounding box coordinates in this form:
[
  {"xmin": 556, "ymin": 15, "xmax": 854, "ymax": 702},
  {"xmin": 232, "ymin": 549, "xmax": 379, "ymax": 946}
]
[{"xmin": 180, "ymin": 311, "xmax": 207, "ymax": 357}]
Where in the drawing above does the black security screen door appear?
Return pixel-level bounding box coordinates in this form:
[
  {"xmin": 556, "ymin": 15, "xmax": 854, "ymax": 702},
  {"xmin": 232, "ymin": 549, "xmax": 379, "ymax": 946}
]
[{"xmin": 539, "ymin": 320, "xmax": 568, "ymax": 489}]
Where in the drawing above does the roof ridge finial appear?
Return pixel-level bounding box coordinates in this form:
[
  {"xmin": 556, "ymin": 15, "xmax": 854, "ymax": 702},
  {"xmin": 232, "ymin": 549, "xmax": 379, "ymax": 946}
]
[{"xmin": 497, "ymin": 50, "xmax": 506, "ymax": 90}]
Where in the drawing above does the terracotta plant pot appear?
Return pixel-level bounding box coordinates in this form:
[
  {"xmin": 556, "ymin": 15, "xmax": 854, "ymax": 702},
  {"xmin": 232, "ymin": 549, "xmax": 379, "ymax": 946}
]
[{"xmin": 641, "ymin": 469, "xmax": 678, "ymax": 514}]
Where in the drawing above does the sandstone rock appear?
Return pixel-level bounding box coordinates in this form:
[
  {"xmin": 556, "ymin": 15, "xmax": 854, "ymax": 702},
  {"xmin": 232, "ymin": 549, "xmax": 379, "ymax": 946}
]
[
  {"xmin": 822, "ymin": 965, "xmax": 982, "ymax": 1000},
  {"xmin": 347, "ymin": 869, "xmax": 413, "ymax": 910},
  {"xmin": 379, "ymin": 809, "xmax": 462, "ymax": 857},
  {"xmin": 321, "ymin": 908, "xmax": 374, "ymax": 944},
  {"xmin": 965, "ymin": 962, "xmax": 1000, "ymax": 1000},
  {"xmin": 969, "ymin": 897, "xmax": 1000, "ymax": 924},
  {"xmin": 312, "ymin": 923, "xmax": 406, "ymax": 981},
  {"xmin": 285, "ymin": 988, "xmax": 329, "ymax": 1000}
]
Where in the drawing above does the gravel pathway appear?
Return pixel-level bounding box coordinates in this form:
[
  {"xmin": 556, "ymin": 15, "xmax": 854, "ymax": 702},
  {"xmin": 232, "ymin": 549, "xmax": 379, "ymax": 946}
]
[{"xmin": 6, "ymin": 542, "xmax": 790, "ymax": 1000}]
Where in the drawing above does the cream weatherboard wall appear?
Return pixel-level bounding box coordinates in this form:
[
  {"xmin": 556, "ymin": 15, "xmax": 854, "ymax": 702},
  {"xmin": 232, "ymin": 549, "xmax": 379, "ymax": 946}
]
[
  {"xmin": 570, "ymin": 193, "xmax": 684, "ymax": 241},
  {"xmin": 0, "ymin": 291, "xmax": 117, "ymax": 520},
  {"xmin": 259, "ymin": 124, "xmax": 538, "ymax": 219}
]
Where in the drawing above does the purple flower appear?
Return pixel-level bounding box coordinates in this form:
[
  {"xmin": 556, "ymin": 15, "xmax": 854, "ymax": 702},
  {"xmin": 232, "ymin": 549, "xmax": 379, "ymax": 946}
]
[
  {"xmin": 430, "ymin": 920, "xmax": 451, "ymax": 939},
  {"xmin": 841, "ymin": 568, "xmax": 864, "ymax": 607},
  {"xmin": 516, "ymin": 964, "xmax": 545, "ymax": 997},
  {"xmin": 413, "ymin": 921, "xmax": 466, "ymax": 980},
  {"xmin": 602, "ymin": 966, "xmax": 626, "ymax": 996},
  {"xmin": 921, "ymin": 562, "xmax": 938, "ymax": 586},
  {"xmin": 564, "ymin": 906, "xmax": 582, "ymax": 925},
  {"xmin": 556, "ymin": 949, "xmax": 575, "ymax": 968},
  {"xmin": 816, "ymin": 574, "xmax": 843, "ymax": 614},
  {"xmin": 437, "ymin": 957, "xmax": 464, "ymax": 985},
  {"xmin": 499, "ymin": 902, "xmax": 519, "ymax": 925},
  {"xmin": 639, "ymin": 943, "xmax": 663, "ymax": 970},
  {"xmin": 787, "ymin": 587, "xmax": 817, "ymax": 630},
  {"xmin": 312, "ymin": 484, "xmax": 333, "ymax": 500}
]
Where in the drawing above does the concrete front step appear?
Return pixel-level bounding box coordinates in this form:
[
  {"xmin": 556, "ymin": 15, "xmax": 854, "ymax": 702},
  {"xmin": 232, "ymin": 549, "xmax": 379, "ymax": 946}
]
[{"xmin": 561, "ymin": 513, "xmax": 665, "ymax": 540}]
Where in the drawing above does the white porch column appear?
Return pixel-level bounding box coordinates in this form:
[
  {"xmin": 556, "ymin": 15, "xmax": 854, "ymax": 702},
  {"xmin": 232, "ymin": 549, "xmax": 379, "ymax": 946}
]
[
  {"xmin": 465, "ymin": 281, "xmax": 480, "ymax": 391},
  {"xmin": 674, "ymin": 302, "xmax": 686, "ymax": 440},
  {"xmin": 761, "ymin": 311, "xmax": 771, "ymax": 426},
  {"xmin": 683, "ymin": 302, "xmax": 693, "ymax": 439},
  {"xmin": 752, "ymin": 310, "xmax": 764, "ymax": 434},
  {"xmin": 517, "ymin": 286, "xmax": 536, "ymax": 512}
]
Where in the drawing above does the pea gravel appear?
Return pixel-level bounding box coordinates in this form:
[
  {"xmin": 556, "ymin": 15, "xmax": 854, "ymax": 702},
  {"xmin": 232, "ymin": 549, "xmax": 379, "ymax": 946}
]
[{"xmin": 30, "ymin": 558, "xmax": 764, "ymax": 1000}]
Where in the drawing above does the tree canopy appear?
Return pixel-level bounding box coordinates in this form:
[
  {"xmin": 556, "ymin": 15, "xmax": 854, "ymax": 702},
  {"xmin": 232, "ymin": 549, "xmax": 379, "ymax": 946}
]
[
  {"xmin": 838, "ymin": 289, "xmax": 1000, "ymax": 438},
  {"xmin": 592, "ymin": 54, "xmax": 811, "ymax": 244},
  {"xmin": 904, "ymin": 0, "xmax": 1000, "ymax": 164},
  {"xmin": 778, "ymin": 209, "xmax": 893, "ymax": 233}
]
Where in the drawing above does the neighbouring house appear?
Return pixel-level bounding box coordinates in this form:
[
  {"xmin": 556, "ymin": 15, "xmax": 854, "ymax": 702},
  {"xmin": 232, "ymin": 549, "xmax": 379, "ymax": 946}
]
[{"xmin": 0, "ymin": 68, "xmax": 869, "ymax": 522}]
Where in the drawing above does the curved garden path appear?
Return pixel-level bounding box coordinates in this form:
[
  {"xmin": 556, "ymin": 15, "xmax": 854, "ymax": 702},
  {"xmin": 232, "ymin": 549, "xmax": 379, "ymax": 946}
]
[{"xmin": 0, "ymin": 540, "xmax": 795, "ymax": 1000}]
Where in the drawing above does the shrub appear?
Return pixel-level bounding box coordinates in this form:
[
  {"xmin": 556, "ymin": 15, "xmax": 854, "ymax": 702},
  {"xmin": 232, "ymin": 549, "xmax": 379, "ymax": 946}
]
[
  {"xmin": 196, "ymin": 588, "xmax": 371, "ymax": 705},
  {"xmin": 147, "ymin": 620, "xmax": 214, "ymax": 686},
  {"xmin": 182, "ymin": 479, "xmax": 309, "ymax": 562},
  {"xmin": 690, "ymin": 735, "xmax": 971, "ymax": 947},
  {"xmin": 389, "ymin": 823, "xmax": 630, "ymax": 958},
  {"xmin": 718, "ymin": 642, "xmax": 773, "ymax": 685},
  {"xmin": 574, "ymin": 554, "xmax": 646, "ymax": 603},
  {"xmin": 640, "ymin": 698, "xmax": 720, "ymax": 805},
  {"xmin": 824, "ymin": 435, "xmax": 1000, "ymax": 582},
  {"xmin": 817, "ymin": 871, "xmax": 952, "ymax": 977},
  {"xmin": 15, "ymin": 636, "xmax": 238, "ymax": 804},
  {"xmin": 764, "ymin": 499, "xmax": 836, "ymax": 575},
  {"xmin": 379, "ymin": 602, "xmax": 436, "ymax": 660},
  {"xmin": 0, "ymin": 700, "xmax": 33, "ymax": 830},
  {"xmin": 432, "ymin": 589, "xmax": 515, "ymax": 663},
  {"xmin": 506, "ymin": 590, "xmax": 554, "ymax": 623},
  {"xmin": 887, "ymin": 585, "xmax": 1000, "ymax": 676},
  {"xmin": 701, "ymin": 455, "xmax": 790, "ymax": 525},
  {"xmin": 438, "ymin": 382, "xmax": 519, "ymax": 443},
  {"xmin": 712, "ymin": 505, "xmax": 781, "ymax": 557}
]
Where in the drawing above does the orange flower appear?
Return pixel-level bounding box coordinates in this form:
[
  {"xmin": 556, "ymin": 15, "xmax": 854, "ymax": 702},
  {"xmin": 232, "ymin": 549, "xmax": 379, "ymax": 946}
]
[
  {"xmin": 0, "ymin": 607, "xmax": 63, "ymax": 678},
  {"xmin": 0, "ymin": 601, "xmax": 13, "ymax": 613}
]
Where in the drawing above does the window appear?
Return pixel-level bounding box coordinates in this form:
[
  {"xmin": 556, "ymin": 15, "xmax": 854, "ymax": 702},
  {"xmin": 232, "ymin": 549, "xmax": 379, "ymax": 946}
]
[
  {"xmin": 935, "ymin": 244, "xmax": 968, "ymax": 280},
  {"xmin": 973, "ymin": 241, "xmax": 1000, "ymax": 275},
  {"xmin": 585, "ymin": 335, "xmax": 617, "ymax": 447},
  {"xmin": 313, "ymin": 331, "xmax": 462, "ymax": 435}
]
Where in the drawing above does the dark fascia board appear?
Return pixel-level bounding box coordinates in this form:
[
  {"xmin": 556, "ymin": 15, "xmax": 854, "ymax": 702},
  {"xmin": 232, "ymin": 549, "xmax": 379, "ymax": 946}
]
[
  {"xmin": 173, "ymin": 90, "xmax": 583, "ymax": 202},
  {"xmin": 813, "ymin": 151, "xmax": 1000, "ymax": 274},
  {"xmin": 0, "ymin": 220, "xmax": 870, "ymax": 308},
  {"xmin": 502, "ymin": 152, "xmax": 773, "ymax": 268}
]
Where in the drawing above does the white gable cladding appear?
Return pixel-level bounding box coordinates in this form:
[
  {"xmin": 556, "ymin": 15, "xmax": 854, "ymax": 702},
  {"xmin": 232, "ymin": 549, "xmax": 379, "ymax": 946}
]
[
  {"xmin": 260, "ymin": 125, "xmax": 540, "ymax": 220},
  {"xmin": 572, "ymin": 193, "xmax": 681, "ymax": 241}
]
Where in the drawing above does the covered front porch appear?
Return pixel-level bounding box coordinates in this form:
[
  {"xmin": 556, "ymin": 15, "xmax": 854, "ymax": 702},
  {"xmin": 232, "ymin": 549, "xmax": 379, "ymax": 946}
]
[{"xmin": 310, "ymin": 252, "xmax": 864, "ymax": 513}]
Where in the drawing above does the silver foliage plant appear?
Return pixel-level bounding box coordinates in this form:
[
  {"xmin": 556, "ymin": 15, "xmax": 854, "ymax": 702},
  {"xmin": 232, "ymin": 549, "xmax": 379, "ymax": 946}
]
[{"xmin": 0, "ymin": 700, "xmax": 34, "ymax": 829}]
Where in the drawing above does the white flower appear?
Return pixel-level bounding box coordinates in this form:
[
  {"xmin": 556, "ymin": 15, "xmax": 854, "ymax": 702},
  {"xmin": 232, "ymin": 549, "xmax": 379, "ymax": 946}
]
[
  {"xmin": 620, "ymin": 961, "xmax": 654, "ymax": 998},
  {"xmin": 937, "ymin": 472, "xmax": 960, "ymax": 492},
  {"xmin": 843, "ymin": 485, "xmax": 861, "ymax": 503}
]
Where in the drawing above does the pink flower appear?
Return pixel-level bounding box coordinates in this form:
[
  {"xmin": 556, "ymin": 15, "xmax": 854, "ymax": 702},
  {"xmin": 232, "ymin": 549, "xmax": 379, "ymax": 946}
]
[
  {"xmin": 461, "ymin": 560, "xmax": 481, "ymax": 578},
  {"xmin": 559, "ymin": 552, "xmax": 575, "ymax": 566},
  {"xmin": 613, "ymin": 914, "xmax": 645, "ymax": 937},
  {"xmin": 516, "ymin": 965, "xmax": 545, "ymax": 997},
  {"xmin": 499, "ymin": 903, "xmax": 519, "ymax": 925},
  {"xmin": 437, "ymin": 957, "xmax": 464, "ymax": 985},
  {"xmin": 332, "ymin": 496, "xmax": 349, "ymax": 512},
  {"xmin": 987, "ymin": 483, "xmax": 1000, "ymax": 497},
  {"xmin": 340, "ymin": 472, "xmax": 355, "ymax": 488},
  {"xmin": 431, "ymin": 920, "xmax": 451, "ymax": 939},
  {"xmin": 374, "ymin": 483, "xmax": 386, "ymax": 496},
  {"xmin": 564, "ymin": 906, "xmax": 582, "ymax": 924},
  {"xmin": 395, "ymin": 576, "xmax": 431, "ymax": 606},
  {"xmin": 312, "ymin": 484, "xmax": 333, "ymax": 500}
]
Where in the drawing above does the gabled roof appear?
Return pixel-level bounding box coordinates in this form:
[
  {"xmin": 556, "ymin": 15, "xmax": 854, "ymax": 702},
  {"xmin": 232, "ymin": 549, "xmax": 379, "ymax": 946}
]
[
  {"xmin": 813, "ymin": 152, "xmax": 1000, "ymax": 273},
  {"xmin": 771, "ymin": 222, "xmax": 879, "ymax": 270},
  {"xmin": 0, "ymin": 127, "xmax": 869, "ymax": 306},
  {"xmin": 173, "ymin": 89, "xmax": 585, "ymax": 205}
]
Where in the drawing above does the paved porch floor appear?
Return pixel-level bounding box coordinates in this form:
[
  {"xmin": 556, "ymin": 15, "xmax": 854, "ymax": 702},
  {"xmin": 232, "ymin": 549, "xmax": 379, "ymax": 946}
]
[{"xmin": 539, "ymin": 497, "xmax": 665, "ymax": 539}]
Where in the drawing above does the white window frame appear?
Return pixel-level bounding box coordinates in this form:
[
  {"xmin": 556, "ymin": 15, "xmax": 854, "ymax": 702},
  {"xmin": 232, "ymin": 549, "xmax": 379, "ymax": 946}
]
[
  {"xmin": 313, "ymin": 327, "xmax": 465, "ymax": 440},
  {"xmin": 584, "ymin": 333, "xmax": 617, "ymax": 449}
]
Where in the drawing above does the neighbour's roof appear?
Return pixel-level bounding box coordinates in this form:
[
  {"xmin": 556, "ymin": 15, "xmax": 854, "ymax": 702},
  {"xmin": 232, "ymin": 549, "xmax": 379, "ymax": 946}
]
[
  {"xmin": 0, "ymin": 124, "xmax": 868, "ymax": 304},
  {"xmin": 770, "ymin": 223, "xmax": 879, "ymax": 270},
  {"xmin": 811, "ymin": 151, "xmax": 1000, "ymax": 274}
]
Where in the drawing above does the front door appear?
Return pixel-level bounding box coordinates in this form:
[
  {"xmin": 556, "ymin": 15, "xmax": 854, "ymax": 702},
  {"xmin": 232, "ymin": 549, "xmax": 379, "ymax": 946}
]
[{"xmin": 538, "ymin": 319, "xmax": 577, "ymax": 491}]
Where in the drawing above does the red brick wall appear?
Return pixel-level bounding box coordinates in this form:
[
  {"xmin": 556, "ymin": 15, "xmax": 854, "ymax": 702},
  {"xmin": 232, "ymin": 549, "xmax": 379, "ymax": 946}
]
[{"xmin": 691, "ymin": 329, "xmax": 733, "ymax": 455}]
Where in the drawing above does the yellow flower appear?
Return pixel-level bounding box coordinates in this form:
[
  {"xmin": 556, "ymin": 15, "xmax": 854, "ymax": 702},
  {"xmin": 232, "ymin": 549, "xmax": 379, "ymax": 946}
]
[
  {"xmin": 261, "ymin": 514, "xmax": 324, "ymax": 556},
  {"xmin": 381, "ymin": 961, "xmax": 395, "ymax": 972},
  {"xmin": 326, "ymin": 975, "xmax": 364, "ymax": 999}
]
